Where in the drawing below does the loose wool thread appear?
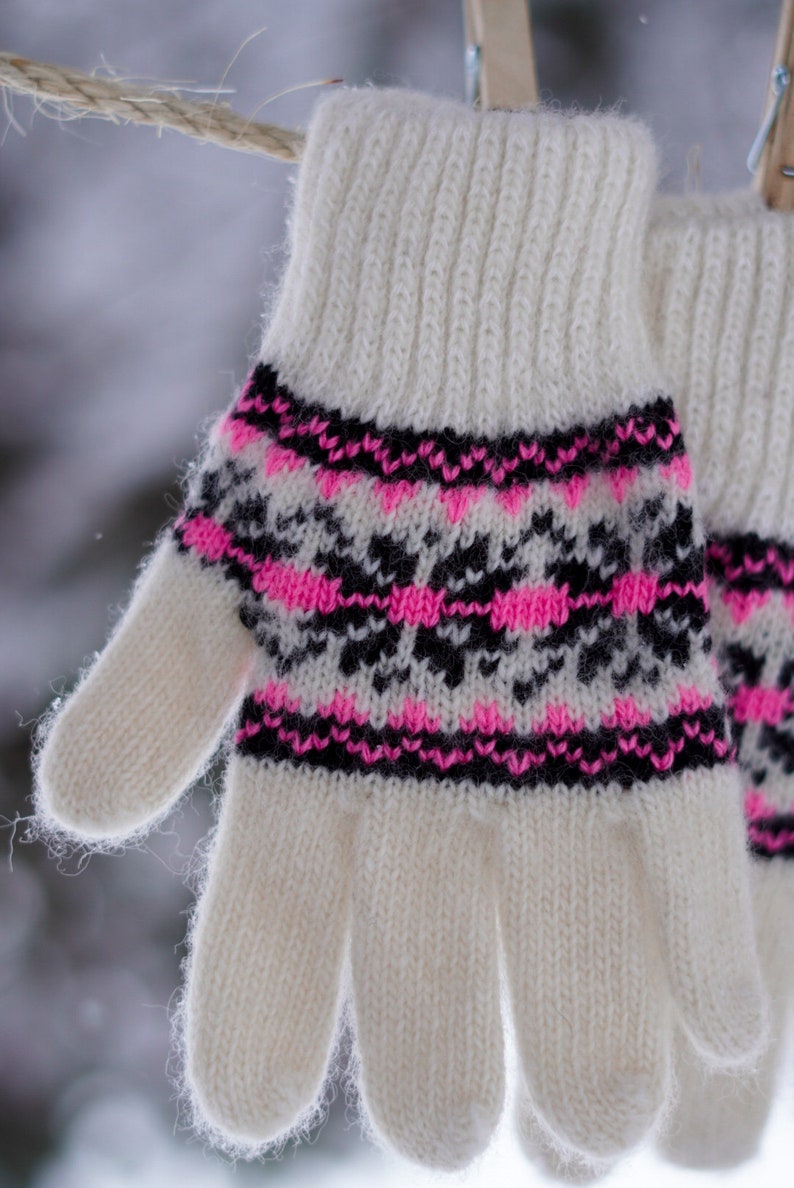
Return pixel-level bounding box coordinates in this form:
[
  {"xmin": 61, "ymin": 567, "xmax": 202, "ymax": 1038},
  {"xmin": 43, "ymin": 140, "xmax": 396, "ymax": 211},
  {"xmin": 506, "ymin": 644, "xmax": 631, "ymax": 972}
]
[{"xmin": 0, "ymin": 51, "xmax": 307, "ymax": 160}]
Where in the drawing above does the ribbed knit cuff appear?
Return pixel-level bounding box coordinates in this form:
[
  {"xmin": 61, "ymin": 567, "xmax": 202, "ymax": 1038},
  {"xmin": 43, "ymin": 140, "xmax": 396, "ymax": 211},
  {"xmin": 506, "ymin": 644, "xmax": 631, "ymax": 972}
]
[
  {"xmin": 261, "ymin": 87, "xmax": 660, "ymax": 437},
  {"xmin": 646, "ymin": 192, "xmax": 794, "ymax": 540}
]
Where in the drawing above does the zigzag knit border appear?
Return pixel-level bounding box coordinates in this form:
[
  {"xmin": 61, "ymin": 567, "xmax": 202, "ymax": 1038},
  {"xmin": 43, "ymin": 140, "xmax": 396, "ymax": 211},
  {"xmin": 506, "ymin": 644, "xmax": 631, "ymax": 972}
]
[
  {"xmin": 707, "ymin": 533, "xmax": 794, "ymax": 594},
  {"xmin": 745, "ymin": 791, "xmax": 794, "ymax": 859},
  {"xmin": 234, "ymin": 692, "xmax": 730, "ymax": 791},
  {"xmin": 223, "ymin": 363, "xmax": 684, "ymax": 489}
]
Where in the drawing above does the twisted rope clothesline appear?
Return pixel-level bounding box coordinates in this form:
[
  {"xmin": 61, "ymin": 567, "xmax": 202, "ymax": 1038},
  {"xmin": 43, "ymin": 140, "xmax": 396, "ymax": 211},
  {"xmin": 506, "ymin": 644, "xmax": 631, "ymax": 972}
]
[{"xmin": 0, "ymin": 51, "xmax": 307, "ymax": 161}]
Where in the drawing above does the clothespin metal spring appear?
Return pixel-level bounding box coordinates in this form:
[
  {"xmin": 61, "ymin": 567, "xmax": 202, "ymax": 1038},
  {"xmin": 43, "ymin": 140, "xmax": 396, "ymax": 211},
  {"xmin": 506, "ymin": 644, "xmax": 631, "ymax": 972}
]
[
  {"xmin": 747, "ymin": 64, "xmax": 791, "ymax": 175},
  {"xmin": 465, "ymin": 42, "xmax": 482, "ymax": 107}
]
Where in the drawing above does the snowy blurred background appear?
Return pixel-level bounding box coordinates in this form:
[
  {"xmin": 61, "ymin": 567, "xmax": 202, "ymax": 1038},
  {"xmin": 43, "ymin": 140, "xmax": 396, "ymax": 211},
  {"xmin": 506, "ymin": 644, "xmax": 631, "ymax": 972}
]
[{"xmin": 0, "ymin": 1, "xmax": 791, "ymax": 1185}]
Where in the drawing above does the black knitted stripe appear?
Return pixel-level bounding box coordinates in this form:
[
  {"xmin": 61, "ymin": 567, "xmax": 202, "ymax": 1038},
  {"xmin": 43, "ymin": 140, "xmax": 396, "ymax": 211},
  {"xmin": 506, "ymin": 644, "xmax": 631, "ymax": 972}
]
[
  {"xmin": 747, "ymin": 810, "xmax": 794, "ymax": 860},
  {"xmin": 234, "ymin": 699, "xmax": 729, "ymax": 791},
  {"xmin": 707, "ymin": 532, "xmax": 794, "ymax": 594},
  {"xmin": 228, "ymin": 363, "xmax": 684, "ymax": 488}
]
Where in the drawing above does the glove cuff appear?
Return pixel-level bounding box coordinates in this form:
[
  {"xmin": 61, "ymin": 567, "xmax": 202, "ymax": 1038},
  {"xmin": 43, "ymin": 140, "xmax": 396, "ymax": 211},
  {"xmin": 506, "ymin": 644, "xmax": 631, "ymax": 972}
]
[
  {"xmin": 261, "ymin": 87, "xmax": 660, "ymax": 437},
  {"xmin": 646, "ymin": 192, "xmax": 794, "ymax": 541}
]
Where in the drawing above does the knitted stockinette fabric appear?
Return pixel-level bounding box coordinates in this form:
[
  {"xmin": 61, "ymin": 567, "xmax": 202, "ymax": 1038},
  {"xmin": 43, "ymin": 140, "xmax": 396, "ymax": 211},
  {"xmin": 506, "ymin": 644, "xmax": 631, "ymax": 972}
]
[
  {"xmin": 36, "ymin": 90, "xmax": 765, "ymax": 1169},
  {"xmin": 644, "ymin": 193, "xmax": 794, "ymax": 1169}
]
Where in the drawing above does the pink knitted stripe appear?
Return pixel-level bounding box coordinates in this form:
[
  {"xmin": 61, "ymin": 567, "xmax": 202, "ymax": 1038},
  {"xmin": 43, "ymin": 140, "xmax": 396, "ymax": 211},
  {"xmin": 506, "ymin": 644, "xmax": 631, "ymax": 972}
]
[
  {"xmin": 718, "ymin": 588, "xmax": 772, "ymax": 625},
  {"xmin": 659, "ymin": 454, "xmax": 692, "ymax": 490},
  {"xmin": 709, "ymin": 540, "xmax": 794, "ymax": 587},
  {"xmin": 177, "ymin": 514, "xmax": 234, "ymax": 563},
  {"xmin": 233, "ymin": 385, "xmax": 683, "ymax": 485},
  {"xmin": 731, "ymin": 684, "xmax": 794, "ymax": 726},
  {"xmin": 235, "ymin": 712, "xmax": 726, "ymax": 778},
  {"xmin": 747, "ymin": 823, "xmax": 794, "ymax": 854},
  {"xmin": 745, "ymin": 790, "xmax": 794, "ymax": 853},
  {"xmin": 220, "ymin": 418, "xmax": 686, "ymax": 517},
  {"xmin": 247, "ymin": 679, "xmax": 715, "ymax": 745},
  {"xmin": 180, "ymin": 512, "xmax": 707, "ymax": 629},
  {"xmin": 746, "ymin": 789, "xmax": 788, "ymax": 821}
]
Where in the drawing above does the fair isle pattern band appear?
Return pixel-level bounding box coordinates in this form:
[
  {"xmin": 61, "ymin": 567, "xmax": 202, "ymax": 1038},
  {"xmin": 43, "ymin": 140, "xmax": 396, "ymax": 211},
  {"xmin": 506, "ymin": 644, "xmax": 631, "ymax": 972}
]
[
  {"xmin": 173, "ymin": 366, "xmax": 728, "ymax": 793},
  {"xmin": 707, "ymin": 535, "xmax": 794, "ymax": 599},
  {"xmin": 234, "ymin": 680, "xmax": 726, "ymax": 790},
  {"xmin": 708, "ymin": 532, "xmax": 794, "ymax": 858},
  {"xmin": 745, "ymin": 795, "xmax": 794, "ymax": 859},
  {"xmin": 224, "ymin": 364, "xmax": 687, "ymax": 488}
]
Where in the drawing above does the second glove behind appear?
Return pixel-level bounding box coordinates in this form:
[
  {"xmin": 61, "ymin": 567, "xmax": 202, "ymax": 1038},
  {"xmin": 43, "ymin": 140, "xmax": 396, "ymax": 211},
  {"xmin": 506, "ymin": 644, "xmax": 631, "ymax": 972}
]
[{"xmin": 648, "ymin": 192, "xmax": 794, "ymax": 1170}]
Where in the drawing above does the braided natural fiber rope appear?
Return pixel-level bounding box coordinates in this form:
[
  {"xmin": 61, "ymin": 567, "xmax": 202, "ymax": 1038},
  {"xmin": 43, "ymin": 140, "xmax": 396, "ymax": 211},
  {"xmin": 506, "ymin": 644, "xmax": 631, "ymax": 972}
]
[{"xmin": 0, "ymin": 52, "xmax": 306, "ymax": 161}]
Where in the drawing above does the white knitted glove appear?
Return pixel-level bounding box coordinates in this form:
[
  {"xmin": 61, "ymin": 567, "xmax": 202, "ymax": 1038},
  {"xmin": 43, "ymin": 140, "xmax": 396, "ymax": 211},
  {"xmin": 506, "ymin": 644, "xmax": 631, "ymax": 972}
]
[
  {"xmin": 36, "ymin": 90, "xmax": 766, "ymax": 1170},
  {"xmin": 641, "ymin": 192, "xmax": 794, "ymax": 1169}
]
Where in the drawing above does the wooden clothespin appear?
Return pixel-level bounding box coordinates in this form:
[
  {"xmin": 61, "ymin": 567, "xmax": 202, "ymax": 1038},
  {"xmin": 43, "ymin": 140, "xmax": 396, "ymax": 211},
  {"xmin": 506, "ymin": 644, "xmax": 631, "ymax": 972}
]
[
  {"xmin": 750, "ymin": 0, "xmax": 794, "ymax": 209},
  {"xmin": 463, "ymin": 0, "xmax": 538, "ymax": 111}
]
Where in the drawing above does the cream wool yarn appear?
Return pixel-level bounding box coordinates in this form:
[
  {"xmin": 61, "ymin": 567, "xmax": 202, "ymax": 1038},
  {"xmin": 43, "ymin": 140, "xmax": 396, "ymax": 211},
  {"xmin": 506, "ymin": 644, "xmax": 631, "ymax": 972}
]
[
  {"xmin": 645, "ymin": 193, "xmax": 794, "ymax": 1170},
  {"xmin": 36, "ymin": 89, "xmax": 766, "ymax": 1170}
]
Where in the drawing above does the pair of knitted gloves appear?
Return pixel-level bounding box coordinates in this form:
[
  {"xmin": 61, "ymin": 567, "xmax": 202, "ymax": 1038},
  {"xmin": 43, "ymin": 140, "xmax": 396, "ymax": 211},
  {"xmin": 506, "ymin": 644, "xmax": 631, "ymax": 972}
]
[{"xmin": 35, "ymin": 88, "xmax": 794, "ymax": 1175}]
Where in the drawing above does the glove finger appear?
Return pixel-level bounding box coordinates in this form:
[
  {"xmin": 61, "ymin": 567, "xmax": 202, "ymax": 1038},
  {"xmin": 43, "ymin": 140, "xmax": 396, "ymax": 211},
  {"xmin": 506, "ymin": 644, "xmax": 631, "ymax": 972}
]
[
  {"xmin": 185, "ymin": 758, "xmax": 354, "ymax": 1149},
  {"xmin": 658, "ymin": 1025, "xmax": 781, "ymax": 1171},
  {"xmin": 658, "ymin": 861, "xmax": 794, "ymax": 1169},
  {"xmin": 516, "ymin": 1091, "xmax": 616, "ymax": 1184},
  {"xmin": 36, "ymin": 542, "xmax": 253, "ymax": 840},
  {"xmin": 351, "ymin": 781, "xmax": 504, "ymax": 1170},
  {"xmin": 628, "ymin": 768, "xmax": 767, "ymax": 1067},
  {"xmin": 497, "ymin": 791, "xmax": 669, "ymax": 1160}
]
